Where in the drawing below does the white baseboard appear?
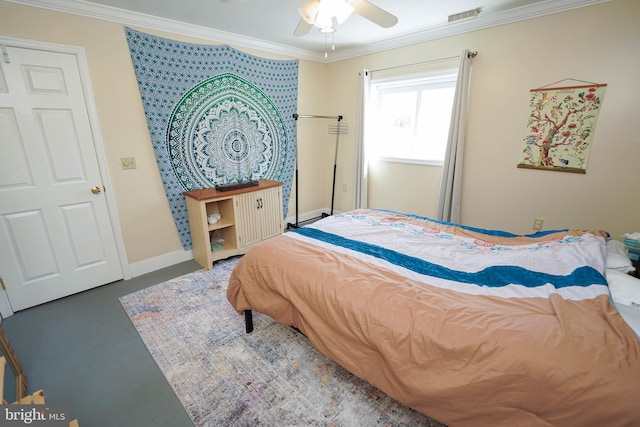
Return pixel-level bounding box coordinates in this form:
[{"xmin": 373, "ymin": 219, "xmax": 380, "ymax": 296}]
[
  {"xmin": 285, "ymin": 208, "xmax": 341, "ymax": 228},
  {"xmin": 129, "ymin": 248, "xmax": 194, "ymax": 278},
  {"xmin": 128, "ymin": 208, "xmax": 342, "ymax": 278}
]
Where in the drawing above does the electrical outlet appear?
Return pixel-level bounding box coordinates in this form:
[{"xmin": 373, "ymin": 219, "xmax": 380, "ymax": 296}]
[
  {"xmin": 342, "ymin": 184, "xmax": 347, "ymax": 192},
  {"xmin": 121, "ymin": 156, "xmax": 137, "ymax": 170},
  {"xmin": 533, "ymin": 218, "xmax": 544, "ymax": 230}
]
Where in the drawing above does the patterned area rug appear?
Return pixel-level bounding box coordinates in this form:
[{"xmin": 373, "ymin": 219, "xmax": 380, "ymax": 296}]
[{"xmin": 119, "ymin": 257, "xmax": 445, "ymax": 426}]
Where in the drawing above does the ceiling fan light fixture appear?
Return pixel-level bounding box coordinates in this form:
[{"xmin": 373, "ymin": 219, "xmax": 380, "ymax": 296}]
[
  {"xmin": 294, "ymin": 0, "xmax": 398, "ymax": 56},
  {"xmin": 298, "ymin": 0, "xmax": 354, "ymax": 30},
  {"xmin": 330, "ymin": 0, "xmax": 355, "ymax": 25},
  {"xmin": 298, "ymin": 0, "xmax": 319, "ymax": 24},
  {"xmin": 314, "ymin": 10, "xmax": 334, "ymax": 30}
]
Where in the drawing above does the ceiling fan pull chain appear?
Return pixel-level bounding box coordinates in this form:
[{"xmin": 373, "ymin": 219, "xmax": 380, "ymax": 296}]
[{"xmin": 324, "ymin": 32, "xmax": 328, "ymax": 58}]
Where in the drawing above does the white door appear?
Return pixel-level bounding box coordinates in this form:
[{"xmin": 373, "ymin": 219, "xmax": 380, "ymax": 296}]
[{"xmin": 0, "ymin": 44, "xmax": 123, "ymax": 311}]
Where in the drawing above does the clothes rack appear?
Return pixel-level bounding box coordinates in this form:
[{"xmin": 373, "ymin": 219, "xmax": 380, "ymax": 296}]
[{"xmin": 288, "ymin": 113, "xmax": 343, "ymax": 230}]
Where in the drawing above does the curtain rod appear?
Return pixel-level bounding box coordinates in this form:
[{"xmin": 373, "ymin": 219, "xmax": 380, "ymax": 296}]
[
  {"xmin": 366, "ymin": 51, "xmax": 478, "ymax": 75},
  {"xmin": 293, "ymin": 114, "xmax": 343, "ymax": 121}
]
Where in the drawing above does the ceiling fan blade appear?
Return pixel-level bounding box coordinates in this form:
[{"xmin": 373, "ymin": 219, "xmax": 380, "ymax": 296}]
[
  {"xmin": 294, "ymin": 18, "xmax": 313, "ymax": 37},
  {"xmin": 349, "ymin": 0, "xmax": 398, "ymax": 28}
]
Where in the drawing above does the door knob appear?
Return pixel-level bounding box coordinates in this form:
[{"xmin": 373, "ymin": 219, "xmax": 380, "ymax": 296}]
[{"xmin": 91, "ymin": 186, "xmax": 102, "ymax": 194}]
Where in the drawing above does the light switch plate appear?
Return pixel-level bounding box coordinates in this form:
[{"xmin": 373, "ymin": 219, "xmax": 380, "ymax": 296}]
[
  {"xmin": 533, "ymin": 218, "xmax": 544, "ymax": 230},
  {"xmin": 121, "ymin": 157, "xmax": 136, "ymax": 170}
]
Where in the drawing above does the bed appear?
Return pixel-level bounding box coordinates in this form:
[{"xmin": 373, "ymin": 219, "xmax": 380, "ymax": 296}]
[{"xmin": 226, "ymin": 209, "xmax": 640, "ymax": 426}]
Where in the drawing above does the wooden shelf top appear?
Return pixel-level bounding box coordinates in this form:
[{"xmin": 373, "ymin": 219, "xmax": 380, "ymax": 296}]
[{"xmin": 183, "ymin": 179, "xmax": 282, "ymax": 201}]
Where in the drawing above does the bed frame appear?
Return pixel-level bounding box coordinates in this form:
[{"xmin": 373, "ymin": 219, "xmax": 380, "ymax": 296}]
[{"xmin": 243, "ymin": 310, "xmax": 253, "ymax": 333}]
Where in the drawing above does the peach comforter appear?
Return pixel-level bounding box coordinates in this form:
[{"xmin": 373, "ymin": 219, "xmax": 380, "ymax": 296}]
[{"xmin": 227, "ymin": 209, "xmax": 640, "ymax": 426}]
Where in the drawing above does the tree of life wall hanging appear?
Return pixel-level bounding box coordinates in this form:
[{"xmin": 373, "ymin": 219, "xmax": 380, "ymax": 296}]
[{"xmin": 517, "ymin": 81, "xmax": 606, "ymax": 174}]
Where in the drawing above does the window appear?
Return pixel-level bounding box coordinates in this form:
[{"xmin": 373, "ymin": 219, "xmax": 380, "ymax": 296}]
[{"xmin": 368, "ymin": 71, "xmax": 457, "ymax": 165}]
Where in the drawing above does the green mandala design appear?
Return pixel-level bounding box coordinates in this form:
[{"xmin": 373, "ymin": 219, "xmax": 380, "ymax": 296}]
[{"xmin": 166, "ymin": 73, "xmax": 287, "ymax": 189}]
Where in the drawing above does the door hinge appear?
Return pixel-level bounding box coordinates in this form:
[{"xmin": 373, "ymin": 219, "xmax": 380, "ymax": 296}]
[{"xmin": 0, "ymin": 276, "xmax": 6, "ymax": 290}]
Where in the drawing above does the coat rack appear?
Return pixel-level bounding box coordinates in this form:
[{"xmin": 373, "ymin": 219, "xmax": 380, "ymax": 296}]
[{"xmin": 287, "ymin": 113, "xmax": 343, "ymax": 229}]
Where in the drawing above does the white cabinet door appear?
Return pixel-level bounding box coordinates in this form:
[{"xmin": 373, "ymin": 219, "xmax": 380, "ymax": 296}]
[
  {"xmin": 236, "ymin": 191, "xmax": 263, "ymax": 248},
  {"xmin": 0, "ymin": 45, "xmax": 123, "ymax": 311},
  {"xmin": 258, "ymin": 186, "xmax": 283, "ymax": 240},
  {"xmin": 235, "ymin": 187, "xmax": 283, "ymax": 248}
]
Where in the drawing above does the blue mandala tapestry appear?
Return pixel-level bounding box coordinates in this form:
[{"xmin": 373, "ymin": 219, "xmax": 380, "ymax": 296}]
[{"xmin": 125, "ymin": 28, "xmax": 298, "ymax": 249}]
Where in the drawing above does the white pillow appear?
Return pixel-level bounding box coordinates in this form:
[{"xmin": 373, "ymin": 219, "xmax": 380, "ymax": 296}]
[
  {"xmin": 611, "ymin": 300, "xmax": 640, "ymax": 339},
  {"xmin": 606, "ymin": 239, "xmax": 635, "ymax": 273},
  {"xmin": 606, "ymin": 268, "xmax": 640, "ymax": 307}
]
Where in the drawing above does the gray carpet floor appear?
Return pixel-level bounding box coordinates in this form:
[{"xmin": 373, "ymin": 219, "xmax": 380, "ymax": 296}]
[{"xmin": 1, "ymin": 259, "xmax": 202, "ymax": 427}]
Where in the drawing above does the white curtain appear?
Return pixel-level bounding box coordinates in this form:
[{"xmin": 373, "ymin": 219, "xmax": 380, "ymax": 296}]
[
  {"xmin": 354, "ymin": 69, "xmax": 371, "ymax": 209},
  {"xmin": 436, "ymin": 49, "xmax": 474, "ymax": 223}
]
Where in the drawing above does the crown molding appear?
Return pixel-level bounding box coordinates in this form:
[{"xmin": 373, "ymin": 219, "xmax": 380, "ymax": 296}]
[
  {"xmin": 5, "ymin": 0, "xmax": 609, "ymax": 64},
  {"xmin": 4, "ymin": 0, "xmax": 326, "ymax": 61},
  {"xmin": 326, "ymin": 0, "xmax": 610, "ymax": 62}
]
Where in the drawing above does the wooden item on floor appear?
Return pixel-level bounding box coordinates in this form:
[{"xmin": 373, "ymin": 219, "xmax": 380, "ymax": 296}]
[
  {"xmin": 13, "ymin": 388, "xmax": 45, "ymax": 404},
  {"xmin": 0, "ymin": 325, "xmax": 27, "ymax": 401},
  {"xmin": 184, "ymin": 180, "xmax": 283, "ymax": 270},
  {"xmin": 0, "ymin": 356, "xmax": 5, "ymax": 404},
  {"xmin": 0, "ymin": 328, "xmax": 79, "ymax": 426}
]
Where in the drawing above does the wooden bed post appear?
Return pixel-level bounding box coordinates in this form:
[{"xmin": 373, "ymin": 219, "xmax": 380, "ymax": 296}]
[{"xmin": 244, "ymin": 310, "xmax": 253, "ymax": 333}]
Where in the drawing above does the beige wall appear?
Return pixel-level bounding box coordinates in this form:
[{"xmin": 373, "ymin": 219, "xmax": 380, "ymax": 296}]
[
  {"xmin": 328, "ymin": 0, "xmax": 640, "ymax": 239},
  {"xmin": 367, "ymin": 160, "xmax": 442, "ymax": 217},
  {"xmin": 0, "ymin": 1, "xmax": 328, "ymax": 264},
  {"xmin": 1, "ymin": 0, "xmax": 638, "ymax": 269}
]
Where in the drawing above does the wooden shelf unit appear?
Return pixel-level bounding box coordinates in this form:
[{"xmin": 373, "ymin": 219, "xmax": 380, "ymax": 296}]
[{"xmin": 184, "ymin": 180, "xmax": 283, "ymax": 270}]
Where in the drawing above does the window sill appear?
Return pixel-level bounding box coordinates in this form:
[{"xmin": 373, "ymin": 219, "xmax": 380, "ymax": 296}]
[{"xmin": 371, "ymin": 156, "xmax": 444, "ymax": 167}]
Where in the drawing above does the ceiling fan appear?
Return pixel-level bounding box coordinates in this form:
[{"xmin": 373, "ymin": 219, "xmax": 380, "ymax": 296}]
[{"xmin": 294, "ymin": 0, "xmax": 398, "ymax": 37}]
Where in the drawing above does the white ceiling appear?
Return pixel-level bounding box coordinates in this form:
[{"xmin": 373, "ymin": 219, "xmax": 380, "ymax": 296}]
[{"xmin": 9, "ymin": 0, "xmax": 607, "ymax": 61}]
